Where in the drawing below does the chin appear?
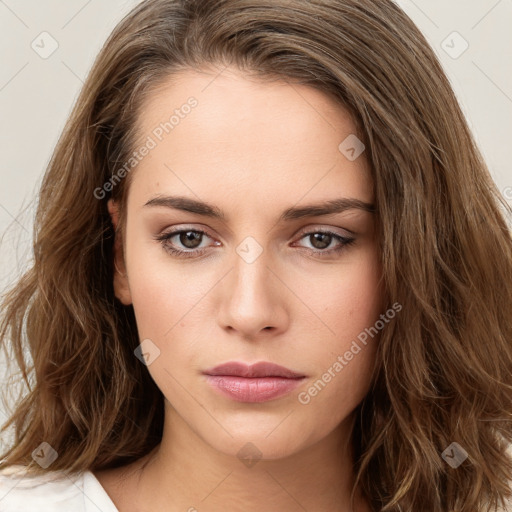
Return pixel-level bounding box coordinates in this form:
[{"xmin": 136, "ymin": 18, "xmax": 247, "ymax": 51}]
[{"xmin": 206, "ymin": 428, "xmax": 312, "ymax": 464}]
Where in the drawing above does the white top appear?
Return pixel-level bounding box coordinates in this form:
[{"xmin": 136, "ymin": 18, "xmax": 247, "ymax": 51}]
[{"xmin": 0, "ymin": 464, "xmax": 119, "ymax": 512}]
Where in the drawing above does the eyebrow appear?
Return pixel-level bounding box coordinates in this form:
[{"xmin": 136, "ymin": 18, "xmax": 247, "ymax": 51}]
[{"xmin": 143, "ymin": 195, "xmax": 376, "ymax": 221}]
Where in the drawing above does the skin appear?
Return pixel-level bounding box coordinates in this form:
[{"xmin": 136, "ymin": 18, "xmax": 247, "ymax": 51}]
[{"xmin": 96, "ymin": 66, "xmax": 384, "ymax": 512}]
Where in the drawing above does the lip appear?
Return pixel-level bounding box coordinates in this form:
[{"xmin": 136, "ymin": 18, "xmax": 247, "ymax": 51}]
[
  {"xmin": 202, "ymin": 362, "xmax": 306, "ymax": 403},
  {"xmin": 203, "ymin": 361, "xmax": 305, "ymax": 379}
]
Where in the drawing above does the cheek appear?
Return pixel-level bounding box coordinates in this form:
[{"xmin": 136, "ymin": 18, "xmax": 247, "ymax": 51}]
[
  {"xmin": 129, "ymin": 279, "xmax": 206, "ymax": 359},
  {"xmin": 124, "ymin": 234, "xmax": 208, "ymax": 339},
  {"xmin": 322, "ymin": 248, "xmax": 383, "ymax": 346},
  {"xmin": 300, "ymin": 249, "xmax": 383, "ymax": 409},
  {"xmin": 126, "ymin": 253, "xmax": 205, "ymax": 398}
]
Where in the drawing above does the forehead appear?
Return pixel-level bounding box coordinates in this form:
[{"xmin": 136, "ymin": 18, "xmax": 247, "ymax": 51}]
[{"xmin": 128, "ymin": 67, "xmax": 373, "ymax": 212}]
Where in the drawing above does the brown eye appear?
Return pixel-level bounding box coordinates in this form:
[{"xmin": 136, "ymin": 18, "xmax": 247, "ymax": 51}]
[
  {"xmin": 155, "ymin": 228, "xmax": 215, "ymax": 258},
  {"xmin": 177, "ymin": 231, "xmax": 203, "ymax": 249},
  {"xmin": 309, "ymin": 232, "xmax": 332, "ymax": 250},
  {"xmin": 295, "ymin": 230, "xmax": 356, "ymax": 258}
]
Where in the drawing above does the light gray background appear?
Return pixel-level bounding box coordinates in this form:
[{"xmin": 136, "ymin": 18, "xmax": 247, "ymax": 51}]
[{"xmin": 0, "ymin": 0, "xmax": 511, "ymax": 440}]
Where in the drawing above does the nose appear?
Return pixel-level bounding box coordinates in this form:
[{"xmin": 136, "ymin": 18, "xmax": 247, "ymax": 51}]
[{"xmin": 216, "ymin": 246, "xmax": 290, "ymax": 340}]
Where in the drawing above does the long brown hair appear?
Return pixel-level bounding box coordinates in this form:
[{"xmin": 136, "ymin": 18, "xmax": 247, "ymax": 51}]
[{"xmin": 1, "ymin": 1, "xmax": 511, "ymax": 510}]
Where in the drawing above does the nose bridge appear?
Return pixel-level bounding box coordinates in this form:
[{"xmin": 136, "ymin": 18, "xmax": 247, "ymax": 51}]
[
  {"xmin": 231, "ymin": 235, "xmax": 274, "ymax": 304},
  {"xmin": 218, "ymin": 234, "xmax": 286, "ymax": 335}
]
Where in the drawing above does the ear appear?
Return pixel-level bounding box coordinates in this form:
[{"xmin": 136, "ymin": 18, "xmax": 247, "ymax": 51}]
[{"xmin": 107, "ymin": 199, "xmax": 132, "ymax": 306}]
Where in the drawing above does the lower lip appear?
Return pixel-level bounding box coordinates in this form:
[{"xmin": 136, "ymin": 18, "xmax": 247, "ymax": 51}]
[{"xmin": 204, "ymin": 375, "xmax": 305, "ymax": 403}]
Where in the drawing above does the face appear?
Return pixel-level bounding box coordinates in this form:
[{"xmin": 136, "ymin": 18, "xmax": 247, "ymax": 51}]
[{"xmin": 109, "ymin": 66, "xmax": 385, "ymax": 461}]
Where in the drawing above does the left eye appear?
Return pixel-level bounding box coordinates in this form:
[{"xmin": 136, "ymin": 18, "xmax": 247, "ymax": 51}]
[
  {"xmin": 298, "ymin": 231, "xmax": 354, "ymax": 252},
  {"xmin": 155, "ymin": 229, "xmax": 356, "ymax": 259}
]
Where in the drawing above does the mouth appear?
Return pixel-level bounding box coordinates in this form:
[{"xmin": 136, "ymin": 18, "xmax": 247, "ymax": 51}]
[{"xmin": 202, "ymin": 361, "xmax": 306, "ymax": 403}]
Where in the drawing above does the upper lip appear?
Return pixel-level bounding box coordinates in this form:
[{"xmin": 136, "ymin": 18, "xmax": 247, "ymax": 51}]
[{"xmin": 203, "ymin": 361, "xmax": 305, "ymax": 378}]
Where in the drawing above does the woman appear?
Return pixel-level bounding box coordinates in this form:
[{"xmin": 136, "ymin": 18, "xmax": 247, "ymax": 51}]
[{"xmin": 1, "ymin": 0, "xmax": 511, "ymax": 511}]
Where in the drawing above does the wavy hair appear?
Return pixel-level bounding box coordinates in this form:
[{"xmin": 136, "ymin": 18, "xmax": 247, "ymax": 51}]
[{"xmin": 1, "ymin": 0, "xmax": 511, "ymax": 510}]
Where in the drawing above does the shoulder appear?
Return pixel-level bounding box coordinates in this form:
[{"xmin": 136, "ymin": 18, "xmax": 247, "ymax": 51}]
[{"xmin": 0, "ymin": 464, "xmax": 119, "ymax": 512}]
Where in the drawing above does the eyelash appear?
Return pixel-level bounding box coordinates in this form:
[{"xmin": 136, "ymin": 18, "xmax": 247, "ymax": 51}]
[{"xmin": 155, "ymin": 227, "xmax": 356, "ymax": 259}]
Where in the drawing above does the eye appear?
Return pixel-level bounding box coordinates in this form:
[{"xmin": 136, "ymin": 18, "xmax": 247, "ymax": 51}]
[
  {"xmin": 155, "ymin": 227, "xmax": 356, "ymax": 259},
  {"xmin": 155, "ymin": 228, "xmax": 217, "ymax": 259},
  {"xmin": 293, "ymin": 229, "xmax": 356, "ymax": 257}
]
